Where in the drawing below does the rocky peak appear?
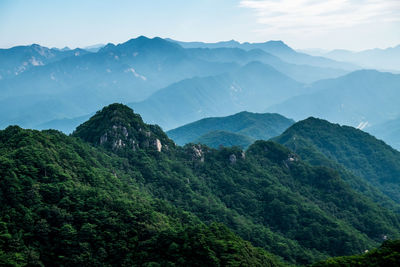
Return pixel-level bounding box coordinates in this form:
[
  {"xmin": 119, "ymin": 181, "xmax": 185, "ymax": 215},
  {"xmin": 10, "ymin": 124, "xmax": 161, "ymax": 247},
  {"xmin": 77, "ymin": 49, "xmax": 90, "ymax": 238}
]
[{"xmin": 72, "ymin": 103, "xmax": 174, "ymax": 152}]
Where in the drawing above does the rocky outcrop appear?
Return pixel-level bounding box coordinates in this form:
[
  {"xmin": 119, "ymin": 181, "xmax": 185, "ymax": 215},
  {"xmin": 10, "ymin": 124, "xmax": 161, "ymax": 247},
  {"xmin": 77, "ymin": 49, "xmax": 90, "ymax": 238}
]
[
  {"xmin": 155, "ymin": 139, "xmax": 162, "ymax": 152},
  {"xmin": 229, "ymin": 154, "xmax": 237, "ymax": 164}
]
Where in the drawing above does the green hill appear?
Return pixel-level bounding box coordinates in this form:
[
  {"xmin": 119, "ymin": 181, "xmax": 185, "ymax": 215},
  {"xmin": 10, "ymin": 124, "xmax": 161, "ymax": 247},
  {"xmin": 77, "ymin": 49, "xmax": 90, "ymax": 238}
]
[
  {"xmin": 0, "ymin": 126, "xmax": 282, "ymax": 266},
  {"xmin": 2, "ymin": 104, "xmax": 400, "ymax": 265},
  {"xmin": 167, "ymin": 111, "xmax": 294, "ymax": 146},
  {"xmin": 274, "ymin": 117, "xmax": 400, "ymax": 205}
]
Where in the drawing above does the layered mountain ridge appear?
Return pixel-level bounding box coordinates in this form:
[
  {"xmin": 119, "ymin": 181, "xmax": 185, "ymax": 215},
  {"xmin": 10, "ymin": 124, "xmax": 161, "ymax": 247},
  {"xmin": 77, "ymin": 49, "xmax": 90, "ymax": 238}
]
[{"xmin": 2, "ymin": 103, "xmax": 400, "ymax": 265}]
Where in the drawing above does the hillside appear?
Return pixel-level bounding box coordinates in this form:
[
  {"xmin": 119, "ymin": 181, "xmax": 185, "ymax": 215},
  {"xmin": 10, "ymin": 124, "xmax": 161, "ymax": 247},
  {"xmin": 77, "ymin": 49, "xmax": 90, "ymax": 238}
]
[
  {"xmin": 312, "ymin": 240, "xmax": 400, "ymax": 266},
  {"xmin": 274, "ymin": 117, "xmax": 400, "ymax": 204},
  {"xmin": 167, "ymin": 111, "xmax": 294, "ymax": 146},
  {"xmin": 0, "ymin": 121, "xmax": 282, "ymax": 266},
  {"xmin": 2, "ymin": 104, "xmax": 400, "ymax": 265},
  {"xmin": 72, "ymin": 104, "xmax": 400, "ymax": 264}
]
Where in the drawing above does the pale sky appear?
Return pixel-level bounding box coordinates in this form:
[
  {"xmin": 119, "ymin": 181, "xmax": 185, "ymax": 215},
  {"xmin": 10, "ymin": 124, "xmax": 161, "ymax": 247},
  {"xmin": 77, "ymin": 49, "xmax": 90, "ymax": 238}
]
[{"xmin": 0, "ymin": 0, "xmax": 399, "ymax": 51}]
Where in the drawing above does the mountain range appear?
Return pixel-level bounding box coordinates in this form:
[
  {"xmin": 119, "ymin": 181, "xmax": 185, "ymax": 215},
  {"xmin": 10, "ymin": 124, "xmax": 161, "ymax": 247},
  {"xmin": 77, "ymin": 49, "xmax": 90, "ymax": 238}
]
[
  {"xmin": 2, "ymin": 34, "xmax": 400, "ymax": 266},
  {"xmin": 305, "ymin": 45, "xmax": 400, "ymax": 71},
  {"xmin": 2, "ymin": 103, "xmax": 400, "ymax": 266},
  {"xmin": 167, "ymin": 39, "xmax": 358, "ymax": 70},
  {"xmin": 267, "ymin": 70, "xmax": 400, "ymax": 129},
  {"xmin": 129, "ymin": 61, "xmax": 303, "ymax": 129},
  {"xmin": 2, "ymin": 36, "xmax": 398, "ymax": 151},
  {"xmin": 0, "ymin": 36, "xmax": 360, "ymax": 132}
]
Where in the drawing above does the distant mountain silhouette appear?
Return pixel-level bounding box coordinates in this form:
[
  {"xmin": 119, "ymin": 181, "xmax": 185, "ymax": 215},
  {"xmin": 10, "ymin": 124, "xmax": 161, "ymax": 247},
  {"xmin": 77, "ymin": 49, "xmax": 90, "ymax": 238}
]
[
  {"xmin": 168, "ymin": 39, "xmax": 358, "ymax": 70},
  {"xmin": 129, "ymin": 62, "xmax": 302, "ymax": 130},
  {"xmin": 323, "ymin": 45, "xmax": 400, "ymax": 71},
  {"xmin": 167, "ymin": 111, "xmax": 293, "ymax": 146},
  {"xmin": 267, "ymin": 70, "xmax": 400, "ymax": 128}
]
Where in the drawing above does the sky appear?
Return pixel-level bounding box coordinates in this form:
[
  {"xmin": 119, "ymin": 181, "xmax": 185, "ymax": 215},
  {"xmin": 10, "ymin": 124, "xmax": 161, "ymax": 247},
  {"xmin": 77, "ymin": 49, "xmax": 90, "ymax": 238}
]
[{"xmin": 0, "ymin": 0, "xmax": 399, "ymax": 51}]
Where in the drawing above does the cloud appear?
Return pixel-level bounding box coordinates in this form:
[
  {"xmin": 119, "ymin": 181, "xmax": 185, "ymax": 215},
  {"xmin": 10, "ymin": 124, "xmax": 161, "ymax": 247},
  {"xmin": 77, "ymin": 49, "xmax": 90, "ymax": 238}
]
[{"xmin": 239, "ymin": 0, "xmax": 400, "ymax": 34}]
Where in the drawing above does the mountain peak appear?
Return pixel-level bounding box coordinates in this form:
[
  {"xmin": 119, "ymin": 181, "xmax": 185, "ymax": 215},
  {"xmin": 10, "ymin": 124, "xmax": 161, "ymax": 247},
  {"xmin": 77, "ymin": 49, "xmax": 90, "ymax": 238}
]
[
  {"xmin": 99, "ymin": 36, "xmax": 183, "ymax": 54},
  {"xmin": 72, "ymin": 104, "xmax": 173, "ymax": 152}
]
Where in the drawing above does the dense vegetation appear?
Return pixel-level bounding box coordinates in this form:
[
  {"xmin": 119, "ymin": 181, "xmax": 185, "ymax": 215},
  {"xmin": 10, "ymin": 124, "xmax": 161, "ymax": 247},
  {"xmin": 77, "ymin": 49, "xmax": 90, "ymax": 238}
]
[
  {"xmin": 0, "ymin": 125, "xmax": 282, "ymax": 266},
  {"xmin": 2, "ymin": 104, "xmax": 400, "ymax": 265},
  {"xmin": 311, "ymin": 240, "xmax": 400, "ymax": 266},
  {"xmin": 275, "ymin": 117, "xmax": 400, "ymax": 204}
]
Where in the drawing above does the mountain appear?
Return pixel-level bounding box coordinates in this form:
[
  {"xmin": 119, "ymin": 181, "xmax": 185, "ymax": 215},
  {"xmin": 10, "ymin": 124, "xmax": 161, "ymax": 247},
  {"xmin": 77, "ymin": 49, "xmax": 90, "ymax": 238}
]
[
  {"xmin": 82, "ymin": 43, "xmax": 105, "ymax": 52},
  {"xmin": 194, "ymin": 130, "xmax": 255, "ymax": 149},
  {"xmin": 185, "ymin": 47, "xmax": 349, "ymax": 84},
  {"xmin": 169, "ymin": 39, "xmax": 358, "ymax": 71},
  {"xmin": 274, "ymin": 117, "xmax": 400, "ymax": 204},
  {"xmin": 0, "ymin": 127, "xmax": 281, "ymax": 266},
  {"xmin": 35, "ymin": 113, "xmax": 93, "ymax": 134},
  {"xmin": 3, "ymin": 103, "xmax": 400, "ymax": 265},
  {"xmin": 367, "ymin": 117, "xmax": 400, "ymax": 151},
  {"xmin": 167, "ymin": 111, "xmax": 294, "ymax": 146},
  {"xmin": 72, "ymin": 104, "xmax": 400, "ymax": 264},
  {"xmin": 323, "ymin": 45, "xmax": 400, "ymax": 71},
  {"xmin": 0, "ymin": 36, "xmax": 238, "ymax": 129},
  {"xmin": 130, "ymin": 62, "xmax": 302, "ymax": 130},
  {"xmin": 267, "ymin": 70, "xmax": 400, "ymax": 128},
  {"xmin": 0, "ymin": 44, "xmax": 90, "ymax": 79}
]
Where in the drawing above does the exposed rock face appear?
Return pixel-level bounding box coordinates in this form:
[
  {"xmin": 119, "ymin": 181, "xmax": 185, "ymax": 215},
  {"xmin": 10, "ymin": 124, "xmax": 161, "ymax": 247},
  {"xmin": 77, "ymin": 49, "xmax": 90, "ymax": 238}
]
[
  {"xmin": 113, "ymin": 139, "xmax": 125, "ymax": 149},
  {"xmin": 100, "ymin": 133, "xmax": 108, "ymax": 144},
  {"xmin": 155, "ymin": 139, "xmax": 162, "ymax": 152},
  {"xmin": 283, "ymin": 153, "xmax": 299, "ymax": 168},
  {"xmin": 191, "ymin": 144, "xmax": 205, "ymax": 162},
  {"xmin": 73, "ymin": 104, "xmax": 175, "ymax": 153},
  {"xmin": 229, "ymin": 154, "xmax": 237, "ymax": 164}
]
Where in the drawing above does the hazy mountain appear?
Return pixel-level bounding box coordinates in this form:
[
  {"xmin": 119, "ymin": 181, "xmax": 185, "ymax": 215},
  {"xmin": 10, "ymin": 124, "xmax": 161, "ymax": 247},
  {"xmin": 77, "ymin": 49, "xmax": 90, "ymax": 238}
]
[
  {"xmin": 185, "ymin": 47, "xmax": 349, "ymax": 83},
  {"xmin": 275, "ymin": 117, "xmax": 400, "ymax": 204},
  {"xmin": 0, "ymin": 37, "xmax": 239, "ymax": 129},
  {"xmin": 129, "ymin": 62, "xmax": 303, "ymax": 130},
  {"xmin": 168, "ymin": 39, "xmax": 358, "ymax": 71},
  {"xmin": 323, "ymin": 45, "xmax": 400, "ymax": 71},
  {"xmin": 367, "ymin": 116, "xmax": 400, "ymax": 151},
  {"xmin": 35, "ymin": 113, "xmax": 93, "ymax": 134},
  {"xmin": 267, "ymin": 70, "xmax": 400, "ymax": 128},
  {"xmin": 194, "ymin": 130, "xmax": 255, "ymax": 149},
  {"xmin": 167, "ymin": 111, "xmax": 294, "ymax": 146},
  {"xmin": 82, "ymin": 43, "xmax": 105, "ymax": 52},
  {"xmin": 0, "ymin": 44, "xmax": 90, "ymax": 79}
]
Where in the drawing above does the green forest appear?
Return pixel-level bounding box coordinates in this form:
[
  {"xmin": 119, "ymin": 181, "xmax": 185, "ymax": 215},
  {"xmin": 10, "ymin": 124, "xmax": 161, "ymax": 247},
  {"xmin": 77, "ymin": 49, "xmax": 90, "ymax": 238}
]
[{"xmin": 1, "ymin": 104, "xmax": 400, "ymax": 266}]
